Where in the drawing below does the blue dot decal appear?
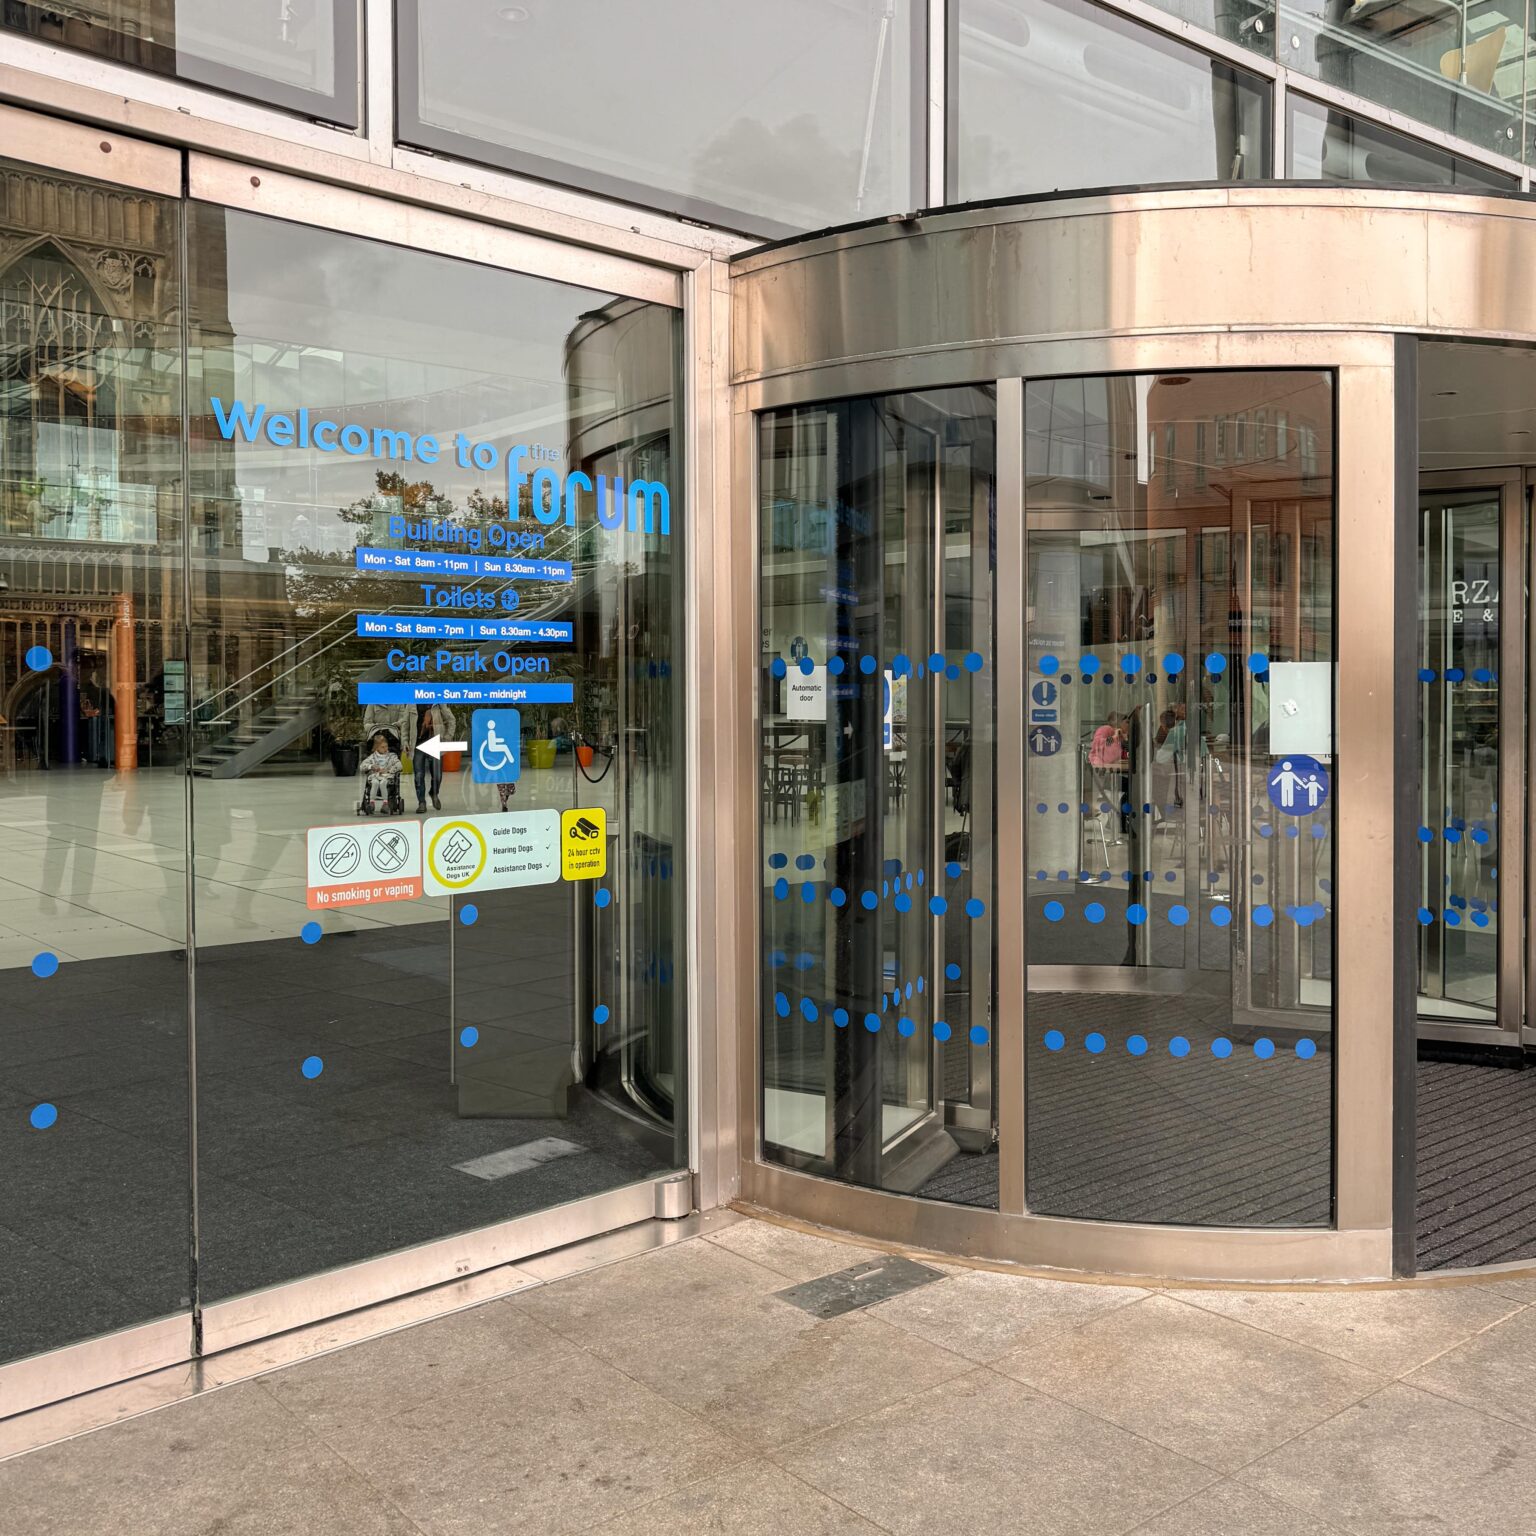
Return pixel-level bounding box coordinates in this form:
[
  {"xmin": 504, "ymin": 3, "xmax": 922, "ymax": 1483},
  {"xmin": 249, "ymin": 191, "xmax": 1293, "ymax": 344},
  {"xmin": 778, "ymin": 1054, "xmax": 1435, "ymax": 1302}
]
[
  {"xmin": 895, "ymin": 893, "xmax": 912, "ymax": 913},
  {"xmin": 970, "ymin": 1025, "xmax": 989, "ymax": 1046},
  {"xmin": 300, "ymin": 922, "xmax": 322, "ymax": 946},
  {"xmin": 945, "ymin": 962, "xmax": 962, "ymax": 981},
  {"xmin": 1446, "ymin": 667, "xmax": 1464, "ymax": 684},
  {"xmin": 1473, "ymin": 667, "xmax": 1492, "ymax": 684},
  {"xmin": 31, "ymin": 951, "xmax": 59, "ymax": 979},
  {"xmin": 1419, "ymin": 667, "xmax": 1436, "ymax": 683},
  {"xmin": 929, "ymin": 652, "xmax": 946, "ymax": 671},
  {"xmin": 1120, "ymin": 654, "xmax": 1141, "ymax": 676},
  {"xmin": 1211, "ymin": 1038, "xmax": 1233, "ymax": 1059},
  {"xmin": 801, "ymin": 998, "xmax": 818, "ymax": 1021},
  {"xmin": 1296, "ymin": 1038, "xmax": 1318, "ymax": 1060},
  {"xmin": 828, "ymin": 656, "xmax": 846, "ymax": 676},
  {"xmin": 798, "ymin": 656, "xmax": 814, "ymax": 675},
  {"xmin": 29, "ymin": 1103, "xmax": 58, "ymax": 1130},
  {"xmin": 1084, "ymin": 902, "xmax": 1105, "ymax": 924},
  {"xmin": 933, "ymin": 1020, "xmax": 952, "ymax": 1042},
  {"xmin": 1039, "ymin": 655, "xmax": 1060, "ymax": 675},
  {"xmin": 795, "ymin": 853, "xmax": 815, "ymax": 870},
  {"xmin": 1204, "ymin": 653, "xmax": 1226, "ymax": 675},
  {"xmin": 593, "ymin": 1004, "xmax": 610, "ymax": 1025},
  {"xmin": 771, "ymin": 657, "xmax": 787, "ymax": 678},
  {"xmin": 1044, "ymin": 900, "xmax": 1065, "ymax": 922},
  {"xmin": 301, "ymin": 1056, "xmax": 325, "ymax": 1080},
  {"xmin": 460, "ymin": 904, "xmax": 479, "ymax": 926},
  {"xmin": 1169, "ymin": 1036, "xmax": 1191, "ymax": 1058},
  {"xmin": 26, "ymin": 645, "xmax": 53, "ymax": 672},
  {"xmin": 829, "ymin": 887, "xmax": 847, "ymax": 907},
  {"xmin": 861, "ymin": 890, "xmax": 878, "ymax": 910},
  {"xmin": 1210, "ymin": 906, "xmax": 1232, "ymax": 928},
  {"xmin": 964, "ymin": 652, "xmax": 983, "ymax": 673},
  {"xmin": 769, "ymin": 853, "xmax": 787, "ymax": 868},
  {"xmin": 946, "ymin": 862, "xmax": 962, "ymax": 879},
  {"xmin": 773, "ymin": 878, "xmax": 788, "ymax": 900},
  {"xmin": 1417, "ymin": 906, "xmax": 1434, "ymax": 925},
  {"xmin": 1163, "ymin": 652, "xmax": 1185, "ymax": 675},
  {"xmin": 1127, "ymin": 903, "xmax": 1147, "ymax": 925},
  {"xmin": 928, "ymin": 896, "xmax": 948, "ymax": 916},
  {"xmin": 801, "ymin": 883, "xmax": 817, "ymax": 904},
  {"xmin": 1044, "ymin": 1029, "xmax": 1066, "ymax": 1051},
  {"xmin": 965, "ymin": 898, "xmax": 985, "ymax": 919},
  {"xmin": 945, "ymin": 663, "xmax": 960, "ymax": 680},
  {"xmin": 1248, "ymin": 652, "xmax": 1269, "ymax": 673},
  {"xmin": 459, "ymin": 1026, "xmax": 480, "ymax": 1048},
  {"xmin": 1080, "ymin": 655, "xmax": 1100, "ymax": 677},
  {"xmin": 897, "ymin": 1016, "xmax": 915, "ymax": 1038},
  {"xmin": 1085, "ymin": 1032, "xmax": 1106, "ymax": 1055},
  {"xmin": 860, "ymin": 654, "xmax": 878, "ymax": 675},
  {"xmin": 834, "ymin": 1008, "xmax": 850, "ymax": 1028},
  {"xmin": 774, "ymin": 991, "xmax": 790, "ymax": 1017},
  {"xmin": 1253, "ymin": 1038, "xmax": 1275, "ymax": 1060},
  {"xmin": 1127, "ymin": 1034, "xmax": 1148, "ymax": 1056},
  {"xmin": 1253, "ymin": 905, "xmax": 1274, "ymax": 927},
  {"xmin": 863, "ymin": 1013, "xmax": 881, "ymax": 1033},
  {"xmin": 1168, "ymin": 905, "xmax": 1189, "ymax": 926}
]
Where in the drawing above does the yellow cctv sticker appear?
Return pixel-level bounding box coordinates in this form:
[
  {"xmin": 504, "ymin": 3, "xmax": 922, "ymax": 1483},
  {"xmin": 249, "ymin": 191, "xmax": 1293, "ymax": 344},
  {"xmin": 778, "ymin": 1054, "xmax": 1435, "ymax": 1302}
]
[{"xmin": 561, "ymin": 807, "xmax": 608, "ymax": 880}]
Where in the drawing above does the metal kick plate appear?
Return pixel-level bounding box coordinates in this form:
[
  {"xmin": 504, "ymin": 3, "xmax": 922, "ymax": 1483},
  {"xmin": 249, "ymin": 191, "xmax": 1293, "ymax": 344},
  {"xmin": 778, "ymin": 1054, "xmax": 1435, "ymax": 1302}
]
[{"xmin": 774, "ymin": 1255, "xmax": 944, "ymax": 1320}]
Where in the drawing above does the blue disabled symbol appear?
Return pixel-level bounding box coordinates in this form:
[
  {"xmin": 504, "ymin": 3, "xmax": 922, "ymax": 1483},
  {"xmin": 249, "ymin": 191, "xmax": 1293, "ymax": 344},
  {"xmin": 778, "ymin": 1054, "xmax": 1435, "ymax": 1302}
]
[
  {"xmin": 1031, "ymin": 679, "xmax": 1058, "ymax": 707},
  {"xmin": 1266, "ymin": 754, "xmax": 1330, "ymax": 816},
  {"xmin": 471, "ymin": 708, "xmax": 521, "ymax": 785},
  {"xmin": 1028, "ymin": 724, "xmax": 1062, "ymax": 757}
]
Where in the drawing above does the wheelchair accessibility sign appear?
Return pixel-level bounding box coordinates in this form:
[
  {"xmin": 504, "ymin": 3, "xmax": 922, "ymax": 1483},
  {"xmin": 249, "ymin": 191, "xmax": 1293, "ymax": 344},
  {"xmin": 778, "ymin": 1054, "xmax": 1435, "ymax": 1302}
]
[
  {"xmin": 471, "ymin": 708, "xmax": 521, "ymax": 785},
  {"xmin": 423, "ymin": 810, "xmax": 560, "ymax": 895}
]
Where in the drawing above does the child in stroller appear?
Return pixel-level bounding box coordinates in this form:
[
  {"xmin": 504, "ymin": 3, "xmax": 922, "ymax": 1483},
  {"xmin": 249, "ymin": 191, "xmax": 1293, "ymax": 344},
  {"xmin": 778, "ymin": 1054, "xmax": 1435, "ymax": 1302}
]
[{"xmin": 357, "ymin": 730, "xmax": 404, "ymax": 816}]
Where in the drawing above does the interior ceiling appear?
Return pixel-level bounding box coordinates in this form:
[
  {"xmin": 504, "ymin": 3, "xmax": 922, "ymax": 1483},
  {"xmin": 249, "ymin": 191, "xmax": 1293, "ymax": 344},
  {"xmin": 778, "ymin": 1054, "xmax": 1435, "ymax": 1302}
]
[{"xmin": 1420, "ymin": 341, "xmax": 1536, "ymax": 471}]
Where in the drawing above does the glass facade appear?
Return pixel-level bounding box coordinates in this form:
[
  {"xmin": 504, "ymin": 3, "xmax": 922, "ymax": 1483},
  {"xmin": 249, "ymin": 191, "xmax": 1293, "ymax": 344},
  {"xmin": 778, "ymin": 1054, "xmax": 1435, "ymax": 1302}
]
[
  {"xmin": 956, "ymin": 0, "xmax": 1273, "ymax": 200},
  {"xmin": 1289, "ymin": 93, "xmax": 1521, "ymax": 186},
  {"xmin": 758, "ymin": 389, "xmax": 998, "ymax": 1205},
  {"xmin": 0, "ymin": 158, "xmax": 686, "ymax": 1365},
  {"xmin": 0, "ymin": 1, "xmax": 358, "ymax": 123},
  {"xmin": 398, "ymin": 0, "xmax": 924, "ymax": 235}
]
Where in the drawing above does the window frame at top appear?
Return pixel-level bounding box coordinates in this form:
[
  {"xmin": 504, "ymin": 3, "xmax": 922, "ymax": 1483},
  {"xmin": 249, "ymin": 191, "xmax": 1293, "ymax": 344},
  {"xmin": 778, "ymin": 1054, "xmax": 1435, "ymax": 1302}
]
[
  {"xmin": 0, "ymin": 1, "xmax": 360, "ymax": 127},
  {"xmin": 393, "ymin": 0, "xmax": 930, "ymax": 239}
]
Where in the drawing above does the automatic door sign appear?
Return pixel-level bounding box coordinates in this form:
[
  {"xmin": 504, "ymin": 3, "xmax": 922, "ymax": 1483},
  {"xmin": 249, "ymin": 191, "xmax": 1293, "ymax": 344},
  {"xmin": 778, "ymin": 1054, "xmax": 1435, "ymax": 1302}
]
[
  {"xmin": 1028, "ymin": 724, "xmax": 1063, "ymax": 757},
  {"xmin": 1266, "ymin": 755, "xmax": 1330, "ymax": 815},
  {"xmin": 423, "ymin": 809, "xmax": 560, "ymax": 895},
  {"xmin": 306, "ymin": 820, "xmax": 422, "ymax": 909},
  {"xmin": 561, "ymin": 807, "xmax": 608, "ymax": 881}
]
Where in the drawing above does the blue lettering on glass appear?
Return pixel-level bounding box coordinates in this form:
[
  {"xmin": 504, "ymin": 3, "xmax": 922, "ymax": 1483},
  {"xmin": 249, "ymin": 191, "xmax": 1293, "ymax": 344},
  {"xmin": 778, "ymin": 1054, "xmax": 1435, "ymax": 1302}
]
[
  {"xmin": 355, "ymin": 548, "xmax": 571, "ymax": 582},
  {"xmin": 359, "ymin": 682, "xmax": 573, "ymax": 705},
  {"xmin": 357, "ymin": 615, "xmax": 571, "ymax": 644}
]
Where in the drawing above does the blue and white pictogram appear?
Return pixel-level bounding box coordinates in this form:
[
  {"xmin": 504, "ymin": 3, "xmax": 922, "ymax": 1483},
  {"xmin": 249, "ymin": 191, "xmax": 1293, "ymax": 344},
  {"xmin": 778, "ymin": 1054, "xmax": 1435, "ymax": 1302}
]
[
  {"xmin": 1266, "ymin": 754, "xmax": 1329, "ymax": 815},
  {"xmin": 1028, "ymin": 724, "xmax": 1063, "ymax": 757},
  {"xmin": 472, "ymin": 708, "xmax": 521, "ymax": 784},
  {"xmin": 1031, "ymin": 680, "xmax": 1058, "ymax": 707}
]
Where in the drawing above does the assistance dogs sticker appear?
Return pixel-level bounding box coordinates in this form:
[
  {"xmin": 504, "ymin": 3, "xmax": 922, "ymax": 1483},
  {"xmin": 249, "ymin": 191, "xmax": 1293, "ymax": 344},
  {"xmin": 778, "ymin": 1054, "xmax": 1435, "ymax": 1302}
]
[
  {"xmin": 306, "ymin": 821, "xmax": 423, "ymax": 909},
  {"xmin": 422, "ymin": 810, "xmax": 560, "ymax": 896}
]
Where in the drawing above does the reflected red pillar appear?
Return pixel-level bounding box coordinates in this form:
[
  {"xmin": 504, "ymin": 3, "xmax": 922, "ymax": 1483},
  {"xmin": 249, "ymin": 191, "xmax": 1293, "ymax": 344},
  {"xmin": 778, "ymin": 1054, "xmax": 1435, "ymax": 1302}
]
[{"xmin": 113, "ymin": 592, "xmax": 138, "ymax": 772}]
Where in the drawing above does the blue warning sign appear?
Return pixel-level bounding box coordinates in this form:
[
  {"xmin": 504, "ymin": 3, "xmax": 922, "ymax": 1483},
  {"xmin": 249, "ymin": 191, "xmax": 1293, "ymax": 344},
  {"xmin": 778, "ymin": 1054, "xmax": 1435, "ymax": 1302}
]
[
  {"xmin": 1266, "ymin": 755, "xmax": 1330, "ymax": 815},
  {"xmin": 1028, "ymin": 725, "xmax": 1063, "ymax": 757},
  {"xmin": 1031, "ymin": 680, "xmax": 1058, "ymax": 707}
]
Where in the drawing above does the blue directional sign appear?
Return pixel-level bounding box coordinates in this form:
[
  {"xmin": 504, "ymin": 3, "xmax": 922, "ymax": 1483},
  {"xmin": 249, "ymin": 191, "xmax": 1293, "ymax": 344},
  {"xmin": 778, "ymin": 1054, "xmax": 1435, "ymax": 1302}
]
[
  {"xmin": 1266, "ymin": 755, "xmax": 1329, "ymax": 815},
  {"xmin": 1031, "ymin": 680, "xmax": 1058, "ymax": 707},
  {"xmin": 1028, "ymin": 724, "xmax": 1063, "ymax": 757}
]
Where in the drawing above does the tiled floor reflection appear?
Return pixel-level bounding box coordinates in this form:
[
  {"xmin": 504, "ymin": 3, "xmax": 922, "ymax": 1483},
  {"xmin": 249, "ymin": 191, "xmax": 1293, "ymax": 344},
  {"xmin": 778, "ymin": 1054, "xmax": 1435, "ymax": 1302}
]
[{"xmin": 6, "ymin": 1217, "xmax": 1536, "ymax": 1536}]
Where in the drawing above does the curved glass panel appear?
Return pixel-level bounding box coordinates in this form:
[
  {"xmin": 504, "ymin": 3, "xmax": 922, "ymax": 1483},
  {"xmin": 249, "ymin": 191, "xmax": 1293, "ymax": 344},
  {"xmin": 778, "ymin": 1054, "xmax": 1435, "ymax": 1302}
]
[
  {"xmin": 1024, "ymin": 371, "xmax": 1336, "ymax": 1226},
  {"xmin": 758, "ymin": 389, "xmax": 999, "ymax": 1206}
]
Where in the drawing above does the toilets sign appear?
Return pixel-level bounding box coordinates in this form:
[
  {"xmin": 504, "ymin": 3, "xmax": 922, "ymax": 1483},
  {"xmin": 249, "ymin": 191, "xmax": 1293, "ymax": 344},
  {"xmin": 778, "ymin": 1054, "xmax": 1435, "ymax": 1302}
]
[{"xmin": 1266, "ymin": 755, "xmax": 1330, "ymax": 815}]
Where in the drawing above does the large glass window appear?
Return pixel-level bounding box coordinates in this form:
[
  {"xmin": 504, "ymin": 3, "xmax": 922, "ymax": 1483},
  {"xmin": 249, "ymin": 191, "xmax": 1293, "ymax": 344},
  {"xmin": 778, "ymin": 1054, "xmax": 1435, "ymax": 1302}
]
[
  {"xmin": 1, "ymin": 2, "xmax": 357, "ymax": 124},
  {"xmin": 1277, "ymin": 0, "xmax": 1526, "ymax": 159},
  {"xmin": 956, "ymin": 0, "xmax": 1272, "ymax": 201},
  {"xmin": 758, "ymin": 389, "xmax": 998, "ymax": 1206},
  {"xmin": 184, "ymin": 209, "xmax": 686, "ymax": 1302},
  {"xmin": 1024, "ymin": 371, "xmax": 1336, "ymax": 1226},
  {"xmin": 398, "ymin": 0, "xmax": 923, "ymax": 236},
  {"xmin": 0, "ymin": 155, "xmax": 686, "ymax": 1369},
  {"xmin": 1288, "ymin": 93, "xmax": 1520, "ymax": 186},
  {"xmin": 0, "ymin": 159, "xmax": 189, "ymax": 1364}
]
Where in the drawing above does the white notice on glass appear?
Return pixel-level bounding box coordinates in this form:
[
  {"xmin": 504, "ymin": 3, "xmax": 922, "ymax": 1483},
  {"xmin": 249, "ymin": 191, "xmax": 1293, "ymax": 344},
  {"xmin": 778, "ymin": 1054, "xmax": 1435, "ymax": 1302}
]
[{"xmin": 1267, "ymin": 662, "xmax": 1333, "ymax": 759}]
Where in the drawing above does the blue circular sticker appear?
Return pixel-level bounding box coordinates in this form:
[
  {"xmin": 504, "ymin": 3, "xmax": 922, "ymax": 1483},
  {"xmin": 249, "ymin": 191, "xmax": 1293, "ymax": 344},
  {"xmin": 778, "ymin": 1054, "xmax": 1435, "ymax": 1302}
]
[{"xmin": 1266, "ymin": 755, "xmax": 1330, "ymax": 816}]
